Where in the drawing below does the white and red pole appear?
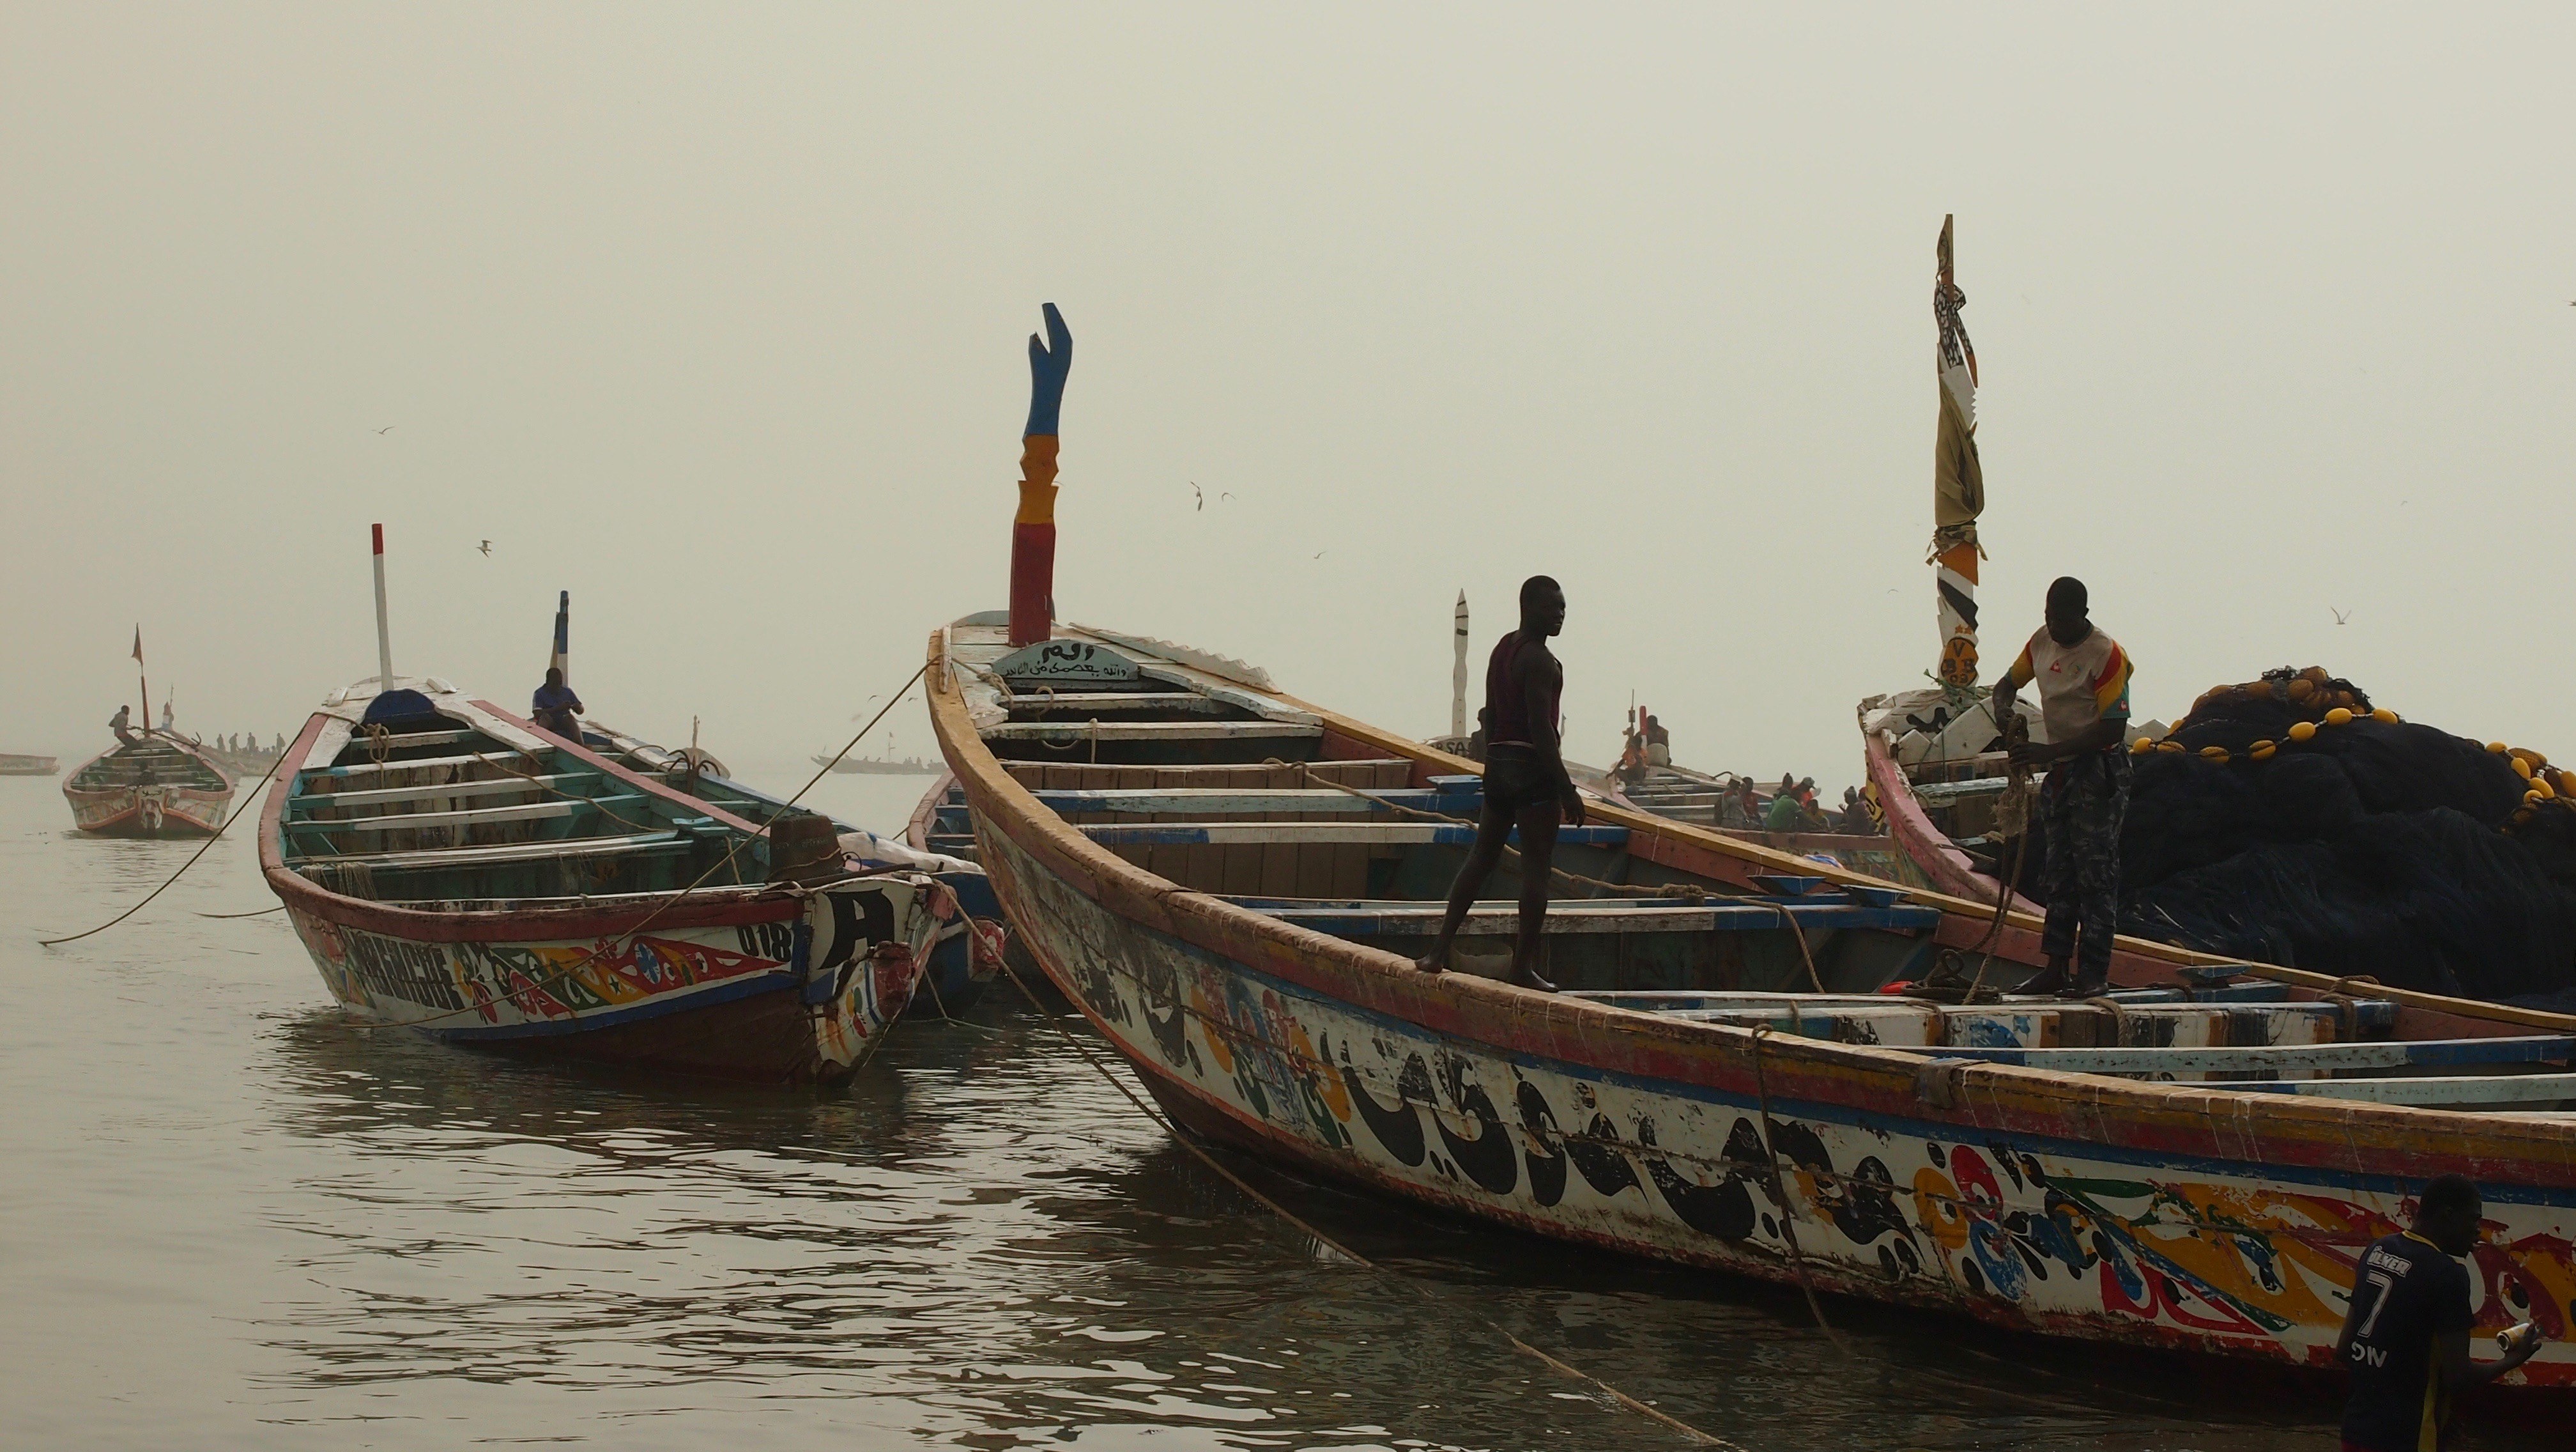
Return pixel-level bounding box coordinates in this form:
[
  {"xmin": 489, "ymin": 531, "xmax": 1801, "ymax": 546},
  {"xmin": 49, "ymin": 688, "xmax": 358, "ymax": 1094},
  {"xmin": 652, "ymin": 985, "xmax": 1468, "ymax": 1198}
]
[{"xmin": 371, "ymin": 523, "xmax": 395, "ymax": 688}]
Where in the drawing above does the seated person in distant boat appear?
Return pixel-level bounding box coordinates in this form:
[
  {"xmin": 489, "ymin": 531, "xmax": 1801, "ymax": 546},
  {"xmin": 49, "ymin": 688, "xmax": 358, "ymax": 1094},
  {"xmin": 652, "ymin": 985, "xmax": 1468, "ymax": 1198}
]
[
  {"xmin": 531, "ymin": 668, "xmax": 585, "ymax": 741},
  {"xmin": 1644, "ymin": 713, "xmax": 1671, "ymax": 767},
  {"xmin": 1415, "ymin": 575, "xmax": 1583, "ymax": 993},
  {"xmin": 109, "ymin": 705, "xmax": 137, "ymax": 746}
]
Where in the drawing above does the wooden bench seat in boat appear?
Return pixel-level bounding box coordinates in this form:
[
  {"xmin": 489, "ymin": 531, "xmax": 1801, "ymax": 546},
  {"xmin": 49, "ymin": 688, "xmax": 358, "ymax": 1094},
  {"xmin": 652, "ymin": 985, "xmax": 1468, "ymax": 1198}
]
[
  {"xmin": 1565, "ymin": 992, "xmax": 2398, "ymax": 1057},
  {"xmin": 289, "ymin": 828, "xmax": 692, "ymax": 871},
  {"xmin": 1077, "ymin": 821, "xmax": 1632, "ymax": 847},
  {"xmin": 1036, "ymin": 787, "xmax": 1446, "ymax": 816},
  {"xmin": 1245, "ymin": 897, "xmax": 1943, "ymax": 935},
  {"xmin": 348, "ymin": 728, "xmax": 480, "ymax": 752},
  {"xmin": 984, "ymin": 721, "xmax": 1324, "ymax": 744},
  {"xmin": 284, "ymin": 794, "xmax": 650, "ymax": 835},
  {"xmin": 1003, "ymin": 693, "xmax": 1248, "ymax": 717},
  {"xmin": 1004, "ymin": 759, "xmax": 1414, "ymax": 789},
  {"xmin": 1911, "ymin": 776, "xmax": 2013, "ymax": 805},
  {"xmin": 2227, "ymin": 1072, "xmax": 2576, "ymax": 1106},
  {"xmin": 1927, "ymin": 1035, "xmax": 2576, "ymax": 1074},
  {"xmin": 305, "ymin": 748, "xmax": 556, "ymax": 782},
  {"xmin": 290, "ymin": 773, "xmax": 593, "ymax": 811}
]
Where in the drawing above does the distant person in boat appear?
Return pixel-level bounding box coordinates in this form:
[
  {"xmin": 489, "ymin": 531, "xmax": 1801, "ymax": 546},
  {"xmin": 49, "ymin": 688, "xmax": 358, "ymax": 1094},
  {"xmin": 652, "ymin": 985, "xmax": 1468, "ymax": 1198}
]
[
  {"xmin": 160, "ymin": 701, "xmax": 174, "ymax": 731},
  {"xmin": 1991, "ymin": 575, "xmax": 2133, "ymax": 998},
  {"xmin": 1644, "ymin": 713, "xmax": 1670, "ymax": 767},
  {"xmin": 273, "ymin": 732, "xmax": 284, "ymax": 752},
  {"xmin": 531, "ymin": 668, "xmax": 585, "ymax": 741},
  {"xmin": 1416, "ymin": 575, "xmax": 1582, "ymax": 992},
  {"xmin": 109, "ymin": 705, "xmax": 137, "ymax": 746},
  {"xmin": 2335, "ymin": 1173, "xmax": 2541, "ymax": 1452},
  {"xmin": 1720, "ymin": 777, "xmax": 1761, "ymax": 829}
]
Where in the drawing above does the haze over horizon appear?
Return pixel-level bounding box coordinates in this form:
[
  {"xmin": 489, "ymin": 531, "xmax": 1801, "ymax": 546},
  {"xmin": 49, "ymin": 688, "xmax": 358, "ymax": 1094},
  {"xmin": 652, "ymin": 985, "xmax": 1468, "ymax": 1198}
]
[{"xmin": 7, "ymin": 6, "xmax": 2571, "ymax": 788}]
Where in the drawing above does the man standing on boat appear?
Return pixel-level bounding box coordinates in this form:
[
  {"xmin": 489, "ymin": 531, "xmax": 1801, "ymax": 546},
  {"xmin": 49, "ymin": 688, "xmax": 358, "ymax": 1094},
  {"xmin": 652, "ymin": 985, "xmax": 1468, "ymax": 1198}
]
[
  {"xmin": 2335, "ymin": 1173, "xmax": 2542, "ymax": 1451},
  {"xmin": 1991, "ymin": 576, "xmax": 2133, "ymax": 997},
  {"xmin": 531, "ymin": 668, "xmax": 584, "ymax": 742},
  {"xmin": 109, "ymin": 704, "xmax": 137, "ymax": 746},
  {"xmin": 1416, "ymin": 575, "xmax": 1582, "ymax": 992}
]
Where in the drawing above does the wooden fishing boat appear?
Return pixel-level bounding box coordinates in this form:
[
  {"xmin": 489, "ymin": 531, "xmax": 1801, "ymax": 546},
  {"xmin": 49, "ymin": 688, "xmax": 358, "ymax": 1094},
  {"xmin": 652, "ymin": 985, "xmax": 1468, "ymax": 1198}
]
[
  {"xmin": 63, "ymin": 733, "xmax": 234, "ymax": 836},
  {"xmin": 1, "ymin": 752, "xmax": 60, "ymax": 776},
  {"xmin": 812, "ymin": 751, "xmax": 942, "ymax": 776},
  {"xmin": 930, "ymin": 616, "xmax": 2575, "ymax": 1395},
  {"xmin": 1590, "ymin": 757, "xmax": 1931, "ymax": 893},
  {"xmin": 261, "ymin": 676, "xmax": 948, "ymax": 1081}
]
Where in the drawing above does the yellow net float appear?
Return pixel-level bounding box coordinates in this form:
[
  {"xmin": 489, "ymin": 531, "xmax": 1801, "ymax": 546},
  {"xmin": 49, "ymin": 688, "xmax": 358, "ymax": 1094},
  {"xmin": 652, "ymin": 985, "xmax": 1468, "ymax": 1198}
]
[
  {"xmin": 2130, "ymin": 737, "xmax": 2155, "ymax": 755},
  {"xmin": 2371, "ymin": 707, "xmax": 2398, "ymax": 724},
  {"xmin": 2289, "ymin": 721, "xmax": 2318, "ymax": 742},
  {"xmin": 2200, "ymin": 746, "xmax": 2230, "ymax": 762},
  {"xmin": 2324, "ymin": 707, "xmax": 2355, "ymax": 727},
  {"xmin": 2513, "ymin": 757, "xmax": 2534, "ymax": 780},
  {"xmin": 2539, "ymin": 778, "xmax": 2559, "ymax": 801},
  {"xmin": 2250, "ymin": 741, "xmax": 2278, "ymax": 761},
  {"xmin": 2158, "ymin": 740, "xmax": 2186, "ymax": 755},
  {"xmin": 2557, "ymin": 769, "xmax": 2576, "ymax": 796},
  {"xmin": 2490, "ymin": 741, "xmax": 2511, "ymax": 754}
]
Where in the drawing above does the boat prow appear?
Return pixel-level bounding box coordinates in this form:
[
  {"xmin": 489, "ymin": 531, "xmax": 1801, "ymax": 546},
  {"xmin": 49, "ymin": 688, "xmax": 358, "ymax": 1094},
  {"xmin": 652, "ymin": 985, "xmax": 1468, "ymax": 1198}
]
[{"xmin": 63, "ymin": 732, "xmax": 234, "ymax": 837}]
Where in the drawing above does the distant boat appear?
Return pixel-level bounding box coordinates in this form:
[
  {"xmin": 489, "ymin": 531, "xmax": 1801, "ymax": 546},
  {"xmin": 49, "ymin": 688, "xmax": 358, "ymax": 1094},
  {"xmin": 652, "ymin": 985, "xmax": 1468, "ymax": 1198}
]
[
  {"xmin": 0, "ymin": 753, "xmax": 59, "ymax": 776},
  {"xmin": 62, "ymin": 733, "xmax": 234, "ymax": 836},
  {"xmin": 261, "ymin": 677, "xmax": 948, "ymax": 1083},
  {"xmin": 811, "ymin": 752, "xmax": 942, "ymax": 775}
]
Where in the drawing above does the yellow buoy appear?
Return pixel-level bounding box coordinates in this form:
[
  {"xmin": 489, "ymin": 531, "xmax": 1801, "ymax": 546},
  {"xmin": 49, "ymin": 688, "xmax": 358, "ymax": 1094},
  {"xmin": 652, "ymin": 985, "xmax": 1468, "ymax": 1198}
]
[
  {"xmin": 2200, "ymin": 746, "xmax": 2229, "ymax": 762},
  {"xmin": 2251, "ymin": 743, "xmax": 2277, "ymax": 762},
  {"xmin": 2513, "ymin": 757, "xmax": 2534, "ymax": 780},
  {"xmin": 2557, "ymin": 769, "xmax": 2576, "ymax": 796},
  {"xmin": 2539, "ymin": 778, "xmax": 2559, "ymax": 801},
  {"xmin": 2371, "ymin": 707, "xmax": 2397, "ymax": 724},
  {"xmin": 2130, "ymin": 738, "xmax": 2154, "ymax": 755},
  {"xmin": 2490, "ymin": 741, "xmax": 2511, "ymax": 754},
  {"xmin": 2324, "ymin": 707, "xmax": 2354, "ymax": 727},
  {"xmin": 2288, "ymin": 722, "xmax": 2317, "ymax": 743}
]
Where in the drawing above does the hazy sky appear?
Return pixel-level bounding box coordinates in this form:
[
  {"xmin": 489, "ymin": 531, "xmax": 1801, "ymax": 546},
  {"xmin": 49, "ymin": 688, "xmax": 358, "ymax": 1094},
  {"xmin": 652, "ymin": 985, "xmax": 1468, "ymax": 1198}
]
[{"xmin": 6, "ymin": 6, "xmax": 2571, "ymax": 784}]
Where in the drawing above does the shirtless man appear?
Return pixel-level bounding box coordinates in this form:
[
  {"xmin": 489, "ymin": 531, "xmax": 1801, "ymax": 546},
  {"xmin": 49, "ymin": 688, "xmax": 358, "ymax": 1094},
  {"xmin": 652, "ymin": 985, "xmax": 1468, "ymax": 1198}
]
[{"xmin": 1416, "ymin": 575, "xmax": 1584, "ymax": 992}]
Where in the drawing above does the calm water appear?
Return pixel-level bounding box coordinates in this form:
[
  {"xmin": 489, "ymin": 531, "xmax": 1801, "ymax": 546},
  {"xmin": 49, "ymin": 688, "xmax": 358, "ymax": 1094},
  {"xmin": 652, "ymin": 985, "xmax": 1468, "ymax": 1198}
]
[{"xmin": 0, "ymin": 761, "xmax": 2545, "ymax": 1451}]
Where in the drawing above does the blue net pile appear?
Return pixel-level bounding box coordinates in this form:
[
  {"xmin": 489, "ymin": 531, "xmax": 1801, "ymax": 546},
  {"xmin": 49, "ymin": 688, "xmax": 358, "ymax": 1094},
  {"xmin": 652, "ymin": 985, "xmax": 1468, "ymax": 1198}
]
[{"xmin": 2009, "ymin": 668, "xmax": 2576, "ymax": 1005}]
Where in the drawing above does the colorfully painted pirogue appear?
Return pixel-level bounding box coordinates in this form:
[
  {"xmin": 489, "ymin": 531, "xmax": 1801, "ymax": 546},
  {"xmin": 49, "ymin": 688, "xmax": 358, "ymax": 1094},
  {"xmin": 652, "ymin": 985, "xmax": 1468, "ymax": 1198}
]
[
  {"xmin": 261, "ymin": 675, "xmax": 950, "ymax": 1081},
  {"xmin": 62, "ymin": 732, "xmax": 234, "ymax": 837},
  {"xmin": 925, "ymin": 616, "xmax": 2576, "ymax": 1400}
]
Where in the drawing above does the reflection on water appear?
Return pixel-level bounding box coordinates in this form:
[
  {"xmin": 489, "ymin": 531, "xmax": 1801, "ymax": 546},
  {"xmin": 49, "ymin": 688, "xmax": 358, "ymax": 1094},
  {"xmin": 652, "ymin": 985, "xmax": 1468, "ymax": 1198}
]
[{"xmin": 0, "ymin": 782, "xmax": 2550, "ymax": 1449}]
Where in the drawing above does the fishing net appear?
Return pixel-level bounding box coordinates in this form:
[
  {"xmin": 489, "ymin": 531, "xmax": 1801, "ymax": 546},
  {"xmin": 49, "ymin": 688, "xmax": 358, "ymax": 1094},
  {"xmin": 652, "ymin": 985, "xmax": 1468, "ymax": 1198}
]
[{"xmin": 2014, "ymin": 667, "xmax": 2576, "ymax": 1003}]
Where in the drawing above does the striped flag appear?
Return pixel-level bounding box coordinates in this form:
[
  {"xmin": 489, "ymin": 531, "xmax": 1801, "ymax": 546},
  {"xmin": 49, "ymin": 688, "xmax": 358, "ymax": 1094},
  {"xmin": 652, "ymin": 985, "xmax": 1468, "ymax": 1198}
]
[{"xmin": 1931, "ymin": 215, "xmax": 1986, "ymax": 687}]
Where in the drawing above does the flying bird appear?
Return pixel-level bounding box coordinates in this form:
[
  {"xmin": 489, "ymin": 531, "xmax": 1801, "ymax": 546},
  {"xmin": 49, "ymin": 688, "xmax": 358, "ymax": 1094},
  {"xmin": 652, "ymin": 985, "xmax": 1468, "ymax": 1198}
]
[
  {"xmin": 374, "ymin": 426, "xmax": 395, "ymax": 435},
  {"xmin": 477, "ymin": 540, "xmax": 492, "ymax": 556},
  {"xmin": 2331, "ymin": 606, "xmax": 2352, "ymax": 626},
  {"xmin": 1314, "ymin": 550, "xmax": 1326, "ymax": 559},
  {"xmin": 1220, "ymin": 491, "xmax": 1236, "ymax": 503},
  {"xmin": 1190, "ymin": 483, "xmax": 1202, "ymax": 511}
]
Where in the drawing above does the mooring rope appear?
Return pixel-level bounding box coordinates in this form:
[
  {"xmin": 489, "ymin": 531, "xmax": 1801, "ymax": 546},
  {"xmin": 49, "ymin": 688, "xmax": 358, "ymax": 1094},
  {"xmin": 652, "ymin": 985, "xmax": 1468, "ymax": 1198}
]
[{"xmin": 988, "ymin": 951, "xmax": 1743, "ymax": 1449}]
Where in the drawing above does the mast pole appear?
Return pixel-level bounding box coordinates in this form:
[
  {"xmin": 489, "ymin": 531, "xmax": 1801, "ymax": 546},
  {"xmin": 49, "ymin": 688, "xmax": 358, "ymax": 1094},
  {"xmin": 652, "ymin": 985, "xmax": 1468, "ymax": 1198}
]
[
  {"xmin": 371, "ymin": 523, "xmax": 395, "ymax": 688},
  {"xmin": 1932, "ymin": 215, "xmax": 1985, "ymax": 690},
  {"xmin": 134, "ymin": 626, "xmax": 150, "ymax": 737},
  {"xmin": 1450, "ymin": 591, "xmax": 1469, "ymax": 739}
]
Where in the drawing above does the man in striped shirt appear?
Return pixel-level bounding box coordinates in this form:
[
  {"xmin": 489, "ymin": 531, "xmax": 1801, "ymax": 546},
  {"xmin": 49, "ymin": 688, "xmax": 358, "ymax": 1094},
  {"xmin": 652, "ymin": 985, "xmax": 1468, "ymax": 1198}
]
[{"xmin": 1991, "ymin": 576, "xmax": 2133, "ymax": 998}]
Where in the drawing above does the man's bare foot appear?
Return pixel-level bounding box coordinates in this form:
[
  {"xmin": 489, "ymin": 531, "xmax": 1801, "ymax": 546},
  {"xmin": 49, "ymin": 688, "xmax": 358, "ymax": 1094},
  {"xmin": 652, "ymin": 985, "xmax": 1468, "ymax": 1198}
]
[
  {"xmin": 1507, "ymin": 960, "xmax": 1557, "ymax": 993},
  {"xmin": 1414, "ymin": 950, "xmax": 1448, "ymax": 975}
]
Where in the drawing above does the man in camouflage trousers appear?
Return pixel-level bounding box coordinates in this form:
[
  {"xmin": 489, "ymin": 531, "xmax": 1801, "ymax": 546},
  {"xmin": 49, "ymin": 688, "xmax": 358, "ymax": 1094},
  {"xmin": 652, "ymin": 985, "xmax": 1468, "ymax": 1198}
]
[{"xmin": 1991, "ymin": 577, "xmax": 2134, "ymax": 998}]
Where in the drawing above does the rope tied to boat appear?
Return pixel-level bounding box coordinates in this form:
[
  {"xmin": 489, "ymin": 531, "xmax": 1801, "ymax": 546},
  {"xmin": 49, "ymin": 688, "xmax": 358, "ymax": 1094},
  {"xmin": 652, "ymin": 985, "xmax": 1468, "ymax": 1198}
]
[
  {"xmin": 988, "ymin": 949, "xmax": 1745, "ymax": 1448},
  {"xmin": 1748, "ymin": 1024, "xmax": 1853, "ymax": 1358}
]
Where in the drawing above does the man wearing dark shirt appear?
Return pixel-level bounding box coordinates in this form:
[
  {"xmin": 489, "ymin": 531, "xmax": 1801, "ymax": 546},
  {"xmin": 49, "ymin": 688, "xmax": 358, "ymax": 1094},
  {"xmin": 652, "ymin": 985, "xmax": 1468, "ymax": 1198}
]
[
  {"xmin": 530, "ymin": 668, "xmax": 584, "ymax": 741},
  {"xmin": 2336, "ymin": 1173, "xmax": 2542, "ymax": 1451},
  {"xmin": 1416, "ymin": 575, "xmax": 1582, "ymax": 992}
]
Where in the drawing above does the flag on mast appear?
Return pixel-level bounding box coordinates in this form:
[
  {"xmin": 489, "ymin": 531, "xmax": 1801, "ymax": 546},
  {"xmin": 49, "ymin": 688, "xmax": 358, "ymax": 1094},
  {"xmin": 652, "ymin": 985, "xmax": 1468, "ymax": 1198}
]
[
  {"xmin": 549, "ymin": 591, "xmax": 570, "ymax": 684},
  {"xmin": 132, "ymin": 627, "xmax": 144, "ymax": 665},
  {"xmin": 1931, "ymin": 215, "xmax": 1985, "ymax": 688}
]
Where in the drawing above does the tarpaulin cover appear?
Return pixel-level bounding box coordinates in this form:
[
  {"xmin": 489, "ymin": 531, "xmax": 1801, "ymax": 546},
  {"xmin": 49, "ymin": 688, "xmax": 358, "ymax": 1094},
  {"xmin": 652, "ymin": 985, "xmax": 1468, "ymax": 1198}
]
[{"xmin": 2007, "ymin": 668, "xmax": 2576, "ymax": 1003}]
